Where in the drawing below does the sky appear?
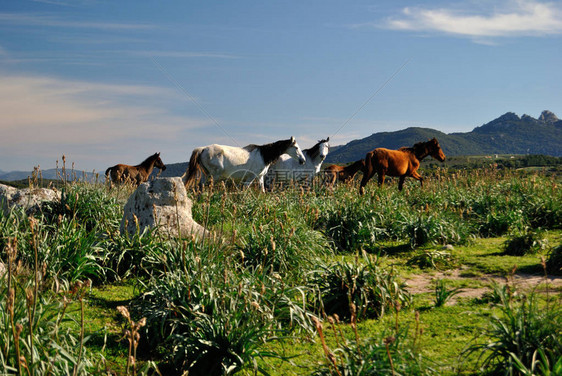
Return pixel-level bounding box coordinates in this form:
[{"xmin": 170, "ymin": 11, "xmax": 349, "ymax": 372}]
[{"xmin": 1, "ymin": 0, "xmax": 561, "ymax": 172}]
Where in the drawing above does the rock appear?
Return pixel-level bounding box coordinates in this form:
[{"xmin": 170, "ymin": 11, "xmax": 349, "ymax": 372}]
[
  {"xmin": 120, "ymin": 177, "xmax": 208, "ymax": 239},
  {"xmin": 1, "ymin": 184, "xmax": 61, "ymax": 215},
  {"xmin": 538, "ymin": 110, "xmax": 559, "ymax": 123}
]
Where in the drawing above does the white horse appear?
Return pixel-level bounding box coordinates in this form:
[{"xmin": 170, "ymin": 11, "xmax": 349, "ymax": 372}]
[
  {"xmin": 266, "ymin": 137, "xmax": 330, "ymax": 188},
  {"xmin": 183, "ymin": 137, "xmax": 306, "ymax": 192}
]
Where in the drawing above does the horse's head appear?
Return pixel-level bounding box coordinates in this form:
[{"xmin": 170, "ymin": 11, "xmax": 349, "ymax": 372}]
[
  {"xmin": 428, "ymin": 138, "xmax": 446, "ymax": 162},
  {"xmin": 154, "ymin": 152, "xmax": 167, "ymax": 171},
  {"xmin": 318, "ymin": 137, "xmax": 330, "ymax": 161},
  {"xmin": 286, "ymin": 136, "xmax": 306, "ymax": 165}
]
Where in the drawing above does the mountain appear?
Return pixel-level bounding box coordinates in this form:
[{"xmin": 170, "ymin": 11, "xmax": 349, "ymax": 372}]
[
  {"xmin": 2, "ymin": 111, "xmax": 561, "ymax": 181},
  {"xmin": 326, "ymin": 111, "xmax": 562, "ymax": 163},
  {"xmin": 0, "ymin": 169, "xmax": 97, "ymax": 182}
]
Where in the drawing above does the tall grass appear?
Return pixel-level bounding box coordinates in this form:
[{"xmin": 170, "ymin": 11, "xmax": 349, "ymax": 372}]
[
  {"xmin": 2, "ymin": 166, "xmax": 561, "ymax": 374},
  {"xmin": 464, "ymin": 278, "xmax": 562, "ymax": 375}
]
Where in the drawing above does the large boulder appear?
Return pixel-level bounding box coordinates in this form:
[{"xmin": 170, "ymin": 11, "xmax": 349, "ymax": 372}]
[
  {"xmin": 1, "ymin": 184, "xmax": 60, "ymax": 215},
  {"xmin": 120, "ymin": 177, "xmax": 208, "ymax": 239}
]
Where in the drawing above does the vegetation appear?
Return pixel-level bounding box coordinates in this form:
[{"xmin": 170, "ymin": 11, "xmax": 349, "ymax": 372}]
[{"xmin": 1, "ymin": 162, "xmax": 561, "ymax": 375}]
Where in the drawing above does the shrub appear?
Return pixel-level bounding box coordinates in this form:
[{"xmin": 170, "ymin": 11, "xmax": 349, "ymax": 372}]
[
  {"xmin": 546, "ymin": 244, "xmax": 562, "ymax": 276},
  {"xmin": 433, "ymin": 279, "xmax": 462, "ymax": 307},
  {"xmin": 464, "ymin": 291, "xmax": 562, "ymax": 375},
  {"xmin": 315, "ymin": 203, "xmax": 385, "ymax": 253},
  {"xmin": 407, "ymin": 249, "xmax": 456, "ymax": 270},
  {"xmin": 131, "ymin": 245, "xmax": 315, "ymax": 375},
  {"xmin": 236, "ymin": 222, "xmax": 328, "ymax": 277},
  {"xmin": 398, "ymin": 213, "xmax": 471, "ymax": 248},
  {"xmin": 0, "ymin": 243, "xmax": 95, "ymax": 375},
  {"xmin": 503, "ymin": 229, "xmax": 548, "ymax": 256},
  {"xmin": 309, "ymin": 255, "xmax": 411, "ymax": 321},
  {"xmin": 310, "ymin": 315, "xmax": 435, "ymax": 376}
]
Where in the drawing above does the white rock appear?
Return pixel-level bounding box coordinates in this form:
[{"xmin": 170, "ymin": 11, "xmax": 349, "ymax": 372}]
[
  {"xmin": 120, "ymin": 177, "xmax": 208, "ymax": 239},
  {"xmin": 1, "ymin": 184, "xmax": 61, "ymax": 215}
]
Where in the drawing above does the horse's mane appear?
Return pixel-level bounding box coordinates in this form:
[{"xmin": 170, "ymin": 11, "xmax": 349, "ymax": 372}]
[
  {"xmin": 245, "ymin": 139, "xmax": 294, "ymax": 165},
  {"xmin": 138, "ymin": 153, "xmax": 159, "ymax": 167},
  {"xmin": 304, "ymin": 138, "xmax": 329, "ymax": 160},
  {"xmin": 399, "ymin": 139, "xmax": 436, "ymax": 159}
]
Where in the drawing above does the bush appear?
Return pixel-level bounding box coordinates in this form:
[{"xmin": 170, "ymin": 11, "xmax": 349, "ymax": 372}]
[
  {"xmin": 315, "ymin": 203, "xmax": 385, "ymax": 253},
  {"xmin": 503, "ymin": 229, "xmax": 548, "ymax": 256},
  {"xmin": 464, "ymin": 290, "xmax": 562, "ymax": 375},
  {"xmin": 546, "ymin": 244, "xmax": 562, "ymax": 276},
  {"xmin": 407, "ymin": 249, "xmax": 456, "ymax": 270},
  {"xmin": 131, "ymin": 244, "xmax": 316, "ymax": 375},
  {"xmin": 309, "ymin": 256, "xmax": 411, "ymax": 321},
  {"xmin": 310, "ymin": 316, "xmax": 435, "ymax": 376},
  {"xmin": 0, "ymin": 255, "xmax": 94, "ymax": 375}
]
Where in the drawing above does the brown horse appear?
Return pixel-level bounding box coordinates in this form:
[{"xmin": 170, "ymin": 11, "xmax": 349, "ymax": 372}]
[
  {"xmin": 105, "ymin": 152, "xmax": 166, "ymax": 186},
  {"xmin": 324, "ymin": 159, "xmax": 365, "ymax": 186},
  {"xmin": 359, "ymin": 138, "xmax": 446, "ymax": 194}
]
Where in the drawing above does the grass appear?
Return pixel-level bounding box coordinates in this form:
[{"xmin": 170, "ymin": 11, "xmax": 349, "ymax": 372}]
[{"xmin": 2, "ymin": 166, "xmax": 562, "ymax": 375}]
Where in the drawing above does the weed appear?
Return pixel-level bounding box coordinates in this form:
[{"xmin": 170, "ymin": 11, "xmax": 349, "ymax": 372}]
[{"xmin": 433, "ymin": 279, "xmax": 463, "ymax": 308}]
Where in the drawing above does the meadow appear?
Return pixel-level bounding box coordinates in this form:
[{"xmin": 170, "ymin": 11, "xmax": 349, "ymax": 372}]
[{"xmin": 1, "ymin": 164, "xmax": 561, "ymax": 375}]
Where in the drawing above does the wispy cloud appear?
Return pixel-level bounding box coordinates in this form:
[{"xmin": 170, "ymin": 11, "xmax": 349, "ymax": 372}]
[
  {"xmin": 0, "ymin": 12, "xmax": 154, "ymax": 30},
  {"xmin": 378, "ymin": 1, "xmax": 562, "ymax": 40},
  {"xmin": 0, "ymin": 73, "xmax": 211, "ymax": 169},
  {"xmin": 135, "ymin": 50, "xmax": 241, "ymax": 60}
]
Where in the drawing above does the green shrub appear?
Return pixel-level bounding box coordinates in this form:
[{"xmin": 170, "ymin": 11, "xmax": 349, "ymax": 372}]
[
  {"xmin": 315, "ymin": 203, "xmax": 385, "ymax": 253},
  {"xmin": 0, "ymin": 258, "xmax": 94, "ymax": 375},
  {"xmin": 407, "ymin": 249, "xmax": 456, "ymax": 270},
  {"xmin": 464, "ymin": 291, "xmax": 562, "ymax": 375},
  {"xmin": 433, "ymin": 279, "xmax": 462, "ymax": 308},
  {"xmin": 503, "ymin": 229, "xmax": 548, "ymax": 256},
  {"xmin": 309, "ymin": 256, "xmax": 411, "ymax": 321},
  {"xmin": 546, "ymin": 244, "xmax": 562, "ymax": 276},
  {"xmin": 398, "ymin": 213, "xmax": 471, "ymax": 248},
  {"xmin": 310, "ymin": 320, "xmax": 435, "ymax": 376},
  {"xmin": 131, "ymin": 245, "xmax": 316, "ymax": 375}
]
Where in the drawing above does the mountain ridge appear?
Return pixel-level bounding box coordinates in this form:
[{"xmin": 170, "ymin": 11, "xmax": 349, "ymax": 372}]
[
  {"xmin": 325, "ymin": 110, "xmax": 562, "ymax": 163},
  {"xmin": 2, "ymin": 111, "xmax": 561, "ymax": 180}
]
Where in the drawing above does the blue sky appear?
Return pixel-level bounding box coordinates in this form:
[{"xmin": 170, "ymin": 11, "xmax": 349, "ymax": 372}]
[{"xmin": 1, "ymin": 0, "xmax": 561, "ymax": 172}]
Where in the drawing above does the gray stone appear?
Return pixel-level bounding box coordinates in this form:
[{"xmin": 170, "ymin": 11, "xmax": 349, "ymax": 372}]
[
  {"xmin": 539, "ymin": 110, "xmax": 559, "ymax": 123},
  {"xmin": 120, "ymin": 177, "xmax": 208, "ymax": 239},
  {"xmin": 1, "ymin": 184, "xmax": 60, "ymax": 215}
]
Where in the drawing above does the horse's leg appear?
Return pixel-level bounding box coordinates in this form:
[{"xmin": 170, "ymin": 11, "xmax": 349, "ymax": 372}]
[
  {"xmin": 359, "ymin": 153, "xmax": 376, "ymax": 195},
  {"xmin": 411, "ymin": 171, "xmax": 424, "ymax": 187},
  {"xmin": 398, "ymin": 176, "xmax": 405, "ymax": 191},
  {"xmin": 377, "ymin": 170, "xmax": 386, "ymax": 187},
  {"xmin": 258, "ymin": 176, "xmax": 265, "ymax": 193},
  {"xmin": 359, "ymin": 169, "xmax": 375, "ymax": 195}
]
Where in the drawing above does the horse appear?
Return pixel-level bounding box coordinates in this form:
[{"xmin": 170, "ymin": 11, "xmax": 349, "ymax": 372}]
[
  {"xmin": 324, "ymin": 159, "xmax": 365, "ymax": 186},
  {"xmin": 105, "ymin": 152, "xmax": 166, "ymax": 186},
  {"xmin": 183, "ymin": 137, "xmax": 306, "ymax": 192},
  {"xmin": 359, "ymin": 138, "xmax": 446, "ymax": 194},
  {"xmin": 266, "ymin": 137, "xmax": 330, "ymax": 188}
]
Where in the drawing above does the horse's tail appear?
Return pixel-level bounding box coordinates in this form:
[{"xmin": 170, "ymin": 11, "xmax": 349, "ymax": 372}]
[
  {"xmin": 105, "ymin": 167, "xmax": 112, "ymax": 177},
  {"xmin": 183, "ymin": 148, "xmax": 203, "ymax": 187}
]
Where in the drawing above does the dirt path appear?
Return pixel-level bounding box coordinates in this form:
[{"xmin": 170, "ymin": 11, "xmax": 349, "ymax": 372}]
[{"xmin": 405, "ymin": 268, "xmax": 562, "ymax": 302}]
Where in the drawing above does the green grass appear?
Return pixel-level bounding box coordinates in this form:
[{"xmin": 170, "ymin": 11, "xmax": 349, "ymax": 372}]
[{"xmin": 2, "ymin": 168, "xmax": 562, "ymax": 375}]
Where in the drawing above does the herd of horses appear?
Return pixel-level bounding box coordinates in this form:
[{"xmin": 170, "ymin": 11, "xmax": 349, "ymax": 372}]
[{"xmin": 105, "ymin": 137, "xmax": 446, "ymax": 193}]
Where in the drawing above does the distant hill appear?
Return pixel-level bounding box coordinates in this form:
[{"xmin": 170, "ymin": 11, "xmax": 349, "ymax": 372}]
[
  {"xmin": 0, "ymin": 168, "xmax": 98, "ymax": 182},
  {"xmin": 2, "ymin": 111, "xmax": 561, "ymax": 180},
  {"xmin": 326, "ymin": 110, "xmax": 562, "ymax": 163}
]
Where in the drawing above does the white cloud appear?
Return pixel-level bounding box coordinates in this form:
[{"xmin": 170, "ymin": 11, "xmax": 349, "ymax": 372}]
[
  {"xmin": 0, "ymin": 12, "xmax": 154, "ymax": 31},
  {"xmin": 0, "ymin": 73, "xmax": 211, "ymax": 170},
  {"xmin": 382, "ymin": 0, "xmax": 562, "ymax": 39}
]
